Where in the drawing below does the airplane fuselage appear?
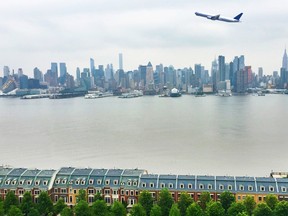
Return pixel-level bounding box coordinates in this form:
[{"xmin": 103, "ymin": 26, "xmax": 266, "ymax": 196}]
[{"xmin": 195, "ymin": 12, "xmax": 243, "ymax": 23}]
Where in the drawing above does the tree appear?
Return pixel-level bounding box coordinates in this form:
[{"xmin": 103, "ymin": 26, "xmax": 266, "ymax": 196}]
[
  {"xmin": 150, "ymin": 204, "xmax": 162, "ymax": 216},
  {"xmin": 53, "ymin": 197, "xmax": 67, "ymax": 215},
  {"xmin": 158, "ymin": 188, "xmax": 174, "ymax": 216},
  {"xmin": 130, "ymin": 204, "xmax": 146, "ymax": 216},
  {"xmin": 253, "ymin": 203, "xmax": 273, "ymax": 216},
  {"xmin": 94, "ymin": 192, "xmax": 103, "ymax": 201},
  {"xmin": 27, "ymin": 208, "xmax": 40, "ymax": 216},
  {"xmin": 74, "ymin": 200, "xmax": 90, "ymax": 216},
  {"xmin": 60, "ymin": 207, "xmax": 73, "ymax": 216},
  {"xmin": 227, "ymin": 202, "xmax": 246, "ymax": 216},
  {"xmin": 243, "ymin": 196, "xmax": 256, "ymax": 216},
  {"xmin": 206, "ymin": 201, "xmax": 225, "ymax": 216},
  {"xmin": 0, "ymin": 201, "xmax": 4, "ymax": 216},
  {"xmin": 186, "ymin": 203, "xmax": 203, "ymax": 216},
  {"xmin": 178, "ymin": 192, "xmax": 193, "ymax": 216},
  {"xmin": 274, "ymin": 201, "xmax": 288, "ymax": 216},
  {"xmin": 77, "ymin": 189, "xmax": 87, "ymax": 203},
  {"xmin": 265, "ymin": 194, "xmax": 278, "ymax": 210},
  {"xmin": 236, "ymin": 213, "xmax": 248, "ymax": 216},
  {"xmin": 7, "ymin": 205, "xmax": 23, "ymax": 216},
  {"xmin": 111, "ymin": 201, "xmax": 126, "ymax": 216},
  {"xmin": 169, "ymin": 204, "xmax": 180, "ymax": 216},
  {"xmin": 138, "ymin": 191, "xmax": 153, "ymax": 216},
  {"xmin": 21, "ymin": 192, "xmax": 35, "ymax": 216},
  {"xmin": 198, "ymin": 192, "xmax": 211, "ymax": 210},
  {"xmin": 220, "ymin": 191, "xmax": 235, "ymax": 213},
  {"xmin": 91, "ymin": 200, "xmax": 109, "ymax": 216},
  {"xmin": 3, "ymin": 191, "xmax": 19, "ymax": 213},
  {"xmin": 37, "ymin": 192, "xmax": 53, "ymax": 216}
]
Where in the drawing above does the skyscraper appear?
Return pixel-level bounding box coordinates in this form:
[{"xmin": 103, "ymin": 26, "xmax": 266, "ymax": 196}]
[
  {"xmin": 3, "ymin": 66, "xmax": 10, "ymax": 77},
  {"xmin": 119, "ymin": 53, "xmax": 123, "ymax": 70},
  {"xmin": 282, "ymin": 48, "xmax": 288, "ymax": 70},
  {"xmin": 34, "ymin": 67, "xmax": 43, "ymax": 82},
  {"xmin": 59, "ymin": 63, "xmax": 67, "ymax": 77},
  {"xmin": 90, "ymin": 58, "xmax": 95, "ymax": 76},
  {"xmin": 218, "ymin": 55, "xmax": 225, "ymax": 81}
]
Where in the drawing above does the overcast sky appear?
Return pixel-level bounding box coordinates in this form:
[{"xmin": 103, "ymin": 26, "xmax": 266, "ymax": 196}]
[{"xmin": 0, "ymin": 0, "xmax": 287, "ymax": 77}]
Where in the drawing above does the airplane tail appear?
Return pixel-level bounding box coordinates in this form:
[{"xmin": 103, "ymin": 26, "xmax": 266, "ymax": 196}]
[{"xmin": 234, "ymin": 13, "xmax": 243, "ymax": 21}]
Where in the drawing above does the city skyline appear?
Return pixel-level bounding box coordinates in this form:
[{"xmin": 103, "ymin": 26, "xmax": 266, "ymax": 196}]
[{"xmin": 0, "ymin": 0, "xmax": 287, "ymax": 76}]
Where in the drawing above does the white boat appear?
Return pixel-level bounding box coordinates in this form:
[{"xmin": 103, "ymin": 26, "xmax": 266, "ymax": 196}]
[
  {"xmin": 84, "ymin": 92, "xmax": 113, "ymax": 99},
  {"xmin": 217, "ymin": 90, "xmax": 232, "ymax": 97}
]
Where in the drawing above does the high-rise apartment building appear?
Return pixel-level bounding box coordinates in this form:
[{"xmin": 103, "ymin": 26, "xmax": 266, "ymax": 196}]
[
  {"xmin": 90, "ymin": 58, "xmax": 95, "ymax": 76},
  {"xmin": 59, "ymin": 63, "xmax": 67, "ymax": 77},
  {"xmin": 3, "ymin": 66, "xmax": 10, "ymax": 77},
  {"xmin": 34, "ymin": 67, "xmax": 43, "ymax": 82},
  {"xmin": 119, "ymin": 53, "xmax": 123, "ymax": 70},
  {"xmin": 218, "ymin": 55, "xmax": 225, "ymax": 81}
]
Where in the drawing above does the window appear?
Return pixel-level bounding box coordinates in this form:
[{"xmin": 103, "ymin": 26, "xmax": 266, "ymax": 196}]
[
  {"xmin": 75, "ymin": 180, "xmax": 80, "ymax": 185},
  {"xmin": 35, "ymin": 180, "xmax": 40, "ymax": 186},
  {"xmin": 104, "ymin": 189, "xmax": 110, "ymax": 195},
  {"xmin": 34, "ymin": 190, "xmax": 40, "ymax": 195},
  {"xmin": 69, "ymin": 180, "xmax": 73, "ymax": 185},
  {"xmin": 142, "ymin": 183, "xmax": 146, "ymax": 188},
  {"xmin": 27, "ymin": 180, "xmax": 32, "ymax": 185},
  {"xmin": 239, "ymin": 185, "xmax": 244, "ymax": 191},
  {"xmin": 248, "ymin": 186, "xmax": 253, "ymax": 191},
  {"xmin": 133, "ymin": 181, "xmax": 137, "ymax": 186},
  {"xmin": 105, "ymin": 180, "xmax": 110, "ymax": 185},
  {"xmin": 135, "ymin": 191, "xmax": 139, "ymax": 196},
  {"xmin": 281, "ymin": 187, "xmax": 287, "ymax": 192},
  {"xmin": 150, "ymin": 183, "xmax": 154, "ymax": 188},
  {"xmin": 269, "ymin": 186, "xmax": 274, "ymax": 192},
  {"xmin": 97, "ymin": 179, "xmax": 102, "ymax": 185},
  {"xmin": 113, "ymin": 190, "xmax": 118, "ymax": 195},
  {"xmin": 55, "ymin": 179, "xmax": 60, "ymax": 184},
  {"xmin": 208, "ymin": 184, "xmax": 213, "ymax": 190},
  {"xmin": 61, "ymin": 188, "xmax": 67, "ymax": 193},
  {"xmin": 81, "ymin": 180, "xmax": 85, "ymax": 185},
  {"xmin": 88, "ymin": 189, "xmax": 94, "ymax": 194},
  {"xmin": 131, "ymin": 190, "xmax": 134, "ymax": 196},
  {"xmin": 19, "ymin": 189, "xmax": 24, "ymax": 195},
  {"xmin": 219, "ymin": 185, "xmax": 224, "ymax": 190},
  {"xmin": 258, "ymin": 196, "xmax": 262, "ymax": 201},
  {"xmin": 260, "ymin": 186, "xmax": 265, "ymax": 192},
  {"xmin": 199, "ymin": 184, "xmax": 204, "ymax": 189},
  {"xmin": 228, "ymin": 185, "xmax": 232, "ymax": 190},
  {"xmin": 180, "ymin": 184, "xmax": 184, "ymax": 189},
  {"xmin": 69, "ymin": 196, "xmax": 73, "ymax": 203},
  {"xmin": 160, "ymin": 183, "xmax": 165, "ymax": 188},
  {"xmin": 5, "ymin": 180, "xmax": 10, "ymax": 185},
  {"xmin": 127, "ymin": 181, "xmax": 132, "ymax": 186},
  {"xmin": 89, "ymin": 179, "xmax": 94, "ymax": 185},
  {"xmin": 121, "ymin": 190, "xmax": 124, "ymax": 195},
  {"xmin": 62, "ymin": 179, "xmax": 67, "ymax": 184},
  {"xmin": 125, "ymin": 190, "xmax": 129, "ymax": 196},
  {"xmin": 43, "ymin": 180, "xmax": 48, "ymax": 186},
  {"xmin": 88, "ymin": 196, "xmax": 94, "ymax": 203},
  {"xmin": 188, "ymin": 184, "xmax": 192, "ymax": 189},
  {"xmin": 19, "ymin": 180, "xmax": 24, "ymax": 185},
  {"xmin": 169, "ymin": 183, "xmax": 173, "ymax": 188},
  {"xmin": 113, "ymin": 180, "xmax": 118, "ymax": 185},
  {"xmin": 54, "ymin": 188, "xmax": 58, "ymax": 193}
]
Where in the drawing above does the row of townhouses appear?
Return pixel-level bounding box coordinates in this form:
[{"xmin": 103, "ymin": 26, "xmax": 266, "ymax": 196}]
[{"xmin": 1, "ymin": 167, "xmax": 288, "ymax": 208}]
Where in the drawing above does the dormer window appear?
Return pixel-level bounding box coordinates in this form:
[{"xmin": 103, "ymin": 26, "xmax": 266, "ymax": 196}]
[
  {"xmin": 81, "ymin": 180, "xmax": 85, "ymax": 185},
  {"xmin": 19, "ymin": 180, "xmax": 24, "ymax": 185},
  {"xmin": 160, "ymin": 183, "xmax": 165, "ymax": 188},
  {"xmin": 169, "ymin": 183, "xmax": 173, "ymax": 189},
  {"xmin": 55, "ymin": 179, "xmax": 60, "ymax": 184},
  {"xmin": 180, "ymin": 184, "xmax": 184, "ymax": 189},
  {"xmin": 89, "ymin": 179, "xmax": 94, "ymax": 185},
  {"xmin": 133, "ymin": 181, "xmax": 137, "ymax": 186},
  {"xmin": 188, "ymin": 184, "xmax": 192, "ymax": 189},
  {"xmin": 269, "ymin": 186, "xmax": 274, "ymax": 192},
  {"xmin": 142, "ymin": 183, "xmax": 146, "ymax": 188},
  {"xmin": 12, "ymin": 180, "xmax": 17, "ymax": 185},
  {"xmin": 248, "ymin": 186, "xmax": 253, "ymax": 191},
  {"xmin": 208, "ymin": 184, "xmax": 213, "ymax": 190},
  {"xmin": 219, "ymin": 185, "xmax": 224, "ymax": 190},
  {"xmin": 105, "ymin": 180, "xmax": 110, "ymax": 185},
  {"xmin": 127, "ymin": 181, "xmax": 132, "ymax": 186},
  {"xmin": 260, "ymin": 186, "xmax": 265, "ymax": 192},
  {"xmin": 113, "ymin": 180, "xmax": 118, "ymax": 185},
  {"xmin": 35, "ymin": 180, "xmax": 40, "ymax": 186},
  {"xmin": 5, "ymin": 180, "xmax": 10, "ymax": 185},
  {"xmin": 27, "ymin": 180, "xmax": 32, "ymax": 185},
  {"xmin": 43, "ymin": 181, "xmax": 48, "ymax": 186},
  {"xmin": 121, "ymin": 182, "xmax": 125, "ymax": 186},
  {"xmin": 75, "ymin": 180, "xmax": 80, "ymax": 185},
  {"xmin": 62, "ymin": 179, "xmax": 67, "ymax": 184},
  {"xmin": 150, "ymin": 183, "xmax": 154, "ymax": 188},
  {"xmin": 199, "ymin": 184, "xmax": 204, "ymax": 189},
  {"xmin": 281, "ymin": 187, "xmax": 287, "ymax": 192},
  {"xmin": 228, "ymin": 185, "xmax": 233, "ymax": 190},
  {"xmin": 97, "ymin": 179, "xmax": 102, "ymax": 185},
  {"xmin": 239, "ymin": 185, "xmax": 244, "ymax": 191}
]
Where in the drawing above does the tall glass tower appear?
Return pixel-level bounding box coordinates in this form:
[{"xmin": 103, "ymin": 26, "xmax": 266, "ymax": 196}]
[{"xmin": 282, "ymin": 48, "xmax": 288, "ymax": 70}]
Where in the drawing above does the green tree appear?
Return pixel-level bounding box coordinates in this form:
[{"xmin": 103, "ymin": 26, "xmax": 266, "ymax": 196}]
[
  {"xmin": 21, "ymin": 192, "xmax": 35, "ymax": 216},
  {"xmin": 206, "ymin": 201, "xmax": 225, "ymax": 216},
  {"xmin": 227, "ymin": 202, "xmax": 246, "ymax": 216},
  {"xmin": 0, "ymin": 201, "xmax": 4, "ymax": 216},
  {"xmin": 236, "ymin": 213, "xmax": 248, "ymax": 216},
  {"xmin": 7, "ymin": 205, "xmax": 23, "ymax": 216},
  {"xmin": 111, "ymin": 201, "xmax": 126, "ymax": 216},
  {"xmin": 158, "ymin": 188, "xmax": 174, "ymax": 216},
  {"xmin": 130, "ymin": 204, "xmax": 146, "ymax": 216},
  {"xmin": 53, "ymin": 197, "xmax": 67, "ymax": 215},
  {"xmin": 27, "ymin": 208, "xmax": 40, "ymax": 216},
  {"xmin": 253, "ymin": 203, "xmax": 273, "ymax": 216},
  {"xmin": 169, "ymin": 204, "xmax": 180, "ymax": 216},
  {"xmin": 60, "ymin": 207, "xmax": 73, "ymax": 216},
  {"xmin": 74, "ymin": 200, "xmax": 90, "ymax": 216},
  {"xmin": 198, "ymin": 192, "xmax": 211, "ymax": 211},
  {"xmin": 77, "ymin": 189, "xmax": 87, "ymax": 203},
  {"xmin": 186, "ymin": 203, "xmax": 203, "ymax": 216},
  {"xmin": 3, "ymin": 191, "xmax": 19, "ymax": 213},
  {"xmin": 138, "ymin": 191, "xmax": 153, "ymax": 216},
  {"xmin": 220, "ymin": 191, "xmax": 235, "ymax": 213},
  {"xmin": 150, "ymin": 204, "xmax": 162, "ymax": 216},
  {"xmin": 94, "ymin": 192, "xmax": 103, "ymax": 201},
  {"xmin": 265, "ymin": 194, "xmax": 278, "ymax": 210},
  {"xmin": 243, "ymin": 196, "xmax": 256, "ymax": 216},
  {"xmin": 37, "ymin": 192, "xmax": 53, "ymax": 216},
  {"xmin": 274, "ymin": 201, "xmax": 288, "ymax": 216},
  {"xmin": 91, "ymin": 200, "xmax": 109, "ymax": 216},
  {"xmin": 178, "ymin": 192, "xmax": 193, "ymax": 216}
]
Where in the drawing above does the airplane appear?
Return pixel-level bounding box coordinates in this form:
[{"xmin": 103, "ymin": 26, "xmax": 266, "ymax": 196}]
[{"xmin": 195, "ymin": 12, "xmax": 243, "ymax": 23}]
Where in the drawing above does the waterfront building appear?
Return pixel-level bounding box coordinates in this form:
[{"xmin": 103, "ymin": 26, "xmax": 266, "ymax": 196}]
[
  {"xmin": 59, "ymin": 63, "xmax": 67, "ymax": 78},
  {"xmin": 218, "ymin": 55, "xmax": 226, "ymax": 82},
  {"xmin": 119, "ymin": 53, "xmax": 123, "ymax": 70},
  {"xmin": 3, "ymin": 66, "xmax": 10, "ymax": 77},
  {"xmin": 33, "ymin": 67, "xmax": 43, "ymax": 82},
  {"xmin": 90, "ymin": 58, "xmax": 95, "ymax": 76},
  {"xmin": 19, "ymin": 75, "xmax": 29, "ymax": 89},
  {"xmin": 282, "ymin": 48, "xmax": 288, "ymax": 70},
  {"xmin": 1, "ymin": 166, "xmax": 288, "ymax": 207},
  {"xmin": 146, "ymin": 62, "xmax": 154, "ymax": 88}
]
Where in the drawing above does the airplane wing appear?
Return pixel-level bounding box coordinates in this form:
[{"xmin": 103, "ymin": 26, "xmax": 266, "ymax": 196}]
[
  {"xmin": 195, "ymin": 12, "xmax": 220, "ymax": 20},
  {"xmin": 195, "ymin": 12, "xmax": 209, "ymax": 18}
]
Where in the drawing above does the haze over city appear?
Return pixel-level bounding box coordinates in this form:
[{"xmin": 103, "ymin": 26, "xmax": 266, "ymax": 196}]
[{"xmin": 1, "ymin": 0, "xmax": 287, "ymax": 76}]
